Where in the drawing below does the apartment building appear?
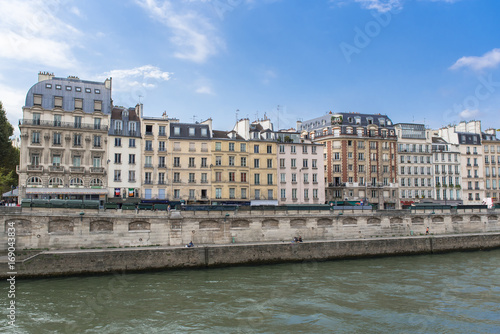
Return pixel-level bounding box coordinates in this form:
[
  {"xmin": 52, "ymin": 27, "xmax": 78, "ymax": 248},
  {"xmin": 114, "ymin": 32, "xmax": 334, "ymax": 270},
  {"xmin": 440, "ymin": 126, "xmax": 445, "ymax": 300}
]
[
  {"xmin": 140, "ymin": 114, "xmax": 179, "ymax": 201},
  {"xmin": 276, "ymin": 130, "xmax": 325, "ymax": 204},
  {"xmin": 17, "ymin": 72, "xmax": 111, "ymax": 206},
  {"xmin": 107, "ymin": 105, "xmax": 142, "ymax": 205},
  {"xmin": 431, "ymin": 135, "xmax": 462, "ymax": 204},
  {"xmin": 169, "ymin": 121, "xmax": 212, "ymax": 204},
  {"xmin": 394, "ymin": 123, "xmax": 434, "ymax": 205},
  {"xmin": 481, "ymin": 129, "xmax": 500, "ymax": 203},
  {"xmin": 439, "ymin": 121, "xmax": 484, "ymax": 204},
  {"xmin": 299, "ymin": 112, "xmax": 399, "ymax": 209},
  {"xmin": 211, "ymin": 130, "xmax": 250, "ymax": 204}
]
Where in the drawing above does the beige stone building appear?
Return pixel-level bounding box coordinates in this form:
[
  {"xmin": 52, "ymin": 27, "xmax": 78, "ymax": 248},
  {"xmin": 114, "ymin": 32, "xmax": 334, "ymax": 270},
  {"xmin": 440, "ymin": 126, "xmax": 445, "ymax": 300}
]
[
  {"xmin": 299, "ymin": 112, "xmax": 399, "ymax": 209},
  {"xmin": 17, "ymin": 72, "xmax": 111, "ymax": 207},
  {"xmin": 168, "ymin": 120, "xmax": 212, "ymax": 204}
]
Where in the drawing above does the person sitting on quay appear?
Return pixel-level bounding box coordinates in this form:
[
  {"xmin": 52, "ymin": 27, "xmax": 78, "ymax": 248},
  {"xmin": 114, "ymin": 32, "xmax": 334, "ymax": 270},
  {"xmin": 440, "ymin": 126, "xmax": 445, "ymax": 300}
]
[{"xmin": 186, "ymin": 241, "xmax": 194, "ymax": 248}]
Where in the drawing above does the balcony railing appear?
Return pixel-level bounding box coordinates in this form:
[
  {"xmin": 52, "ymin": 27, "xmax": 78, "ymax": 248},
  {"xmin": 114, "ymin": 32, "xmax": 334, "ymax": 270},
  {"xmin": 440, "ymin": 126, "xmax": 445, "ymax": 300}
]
[
  {"xmin": 90, "ymin": 167, "xmax": 104, "ymax": 174},
  {"xmin": 27, "ymin": 165, "xmax": 43, "ymax": 172},
  {"xmin": 20, "ymin": 119, "xmax": 108, "ymax": 131},
  {"xmin": 49, "ymin": 166, "xmax": 64, "ymax": 172},
  {"xmin": 158, "ymin": 164, "xmax": 167, "ymax": 168},
  {"xmin": 70, "ymin": 167, "xmax": 85, "ymax": 173}
]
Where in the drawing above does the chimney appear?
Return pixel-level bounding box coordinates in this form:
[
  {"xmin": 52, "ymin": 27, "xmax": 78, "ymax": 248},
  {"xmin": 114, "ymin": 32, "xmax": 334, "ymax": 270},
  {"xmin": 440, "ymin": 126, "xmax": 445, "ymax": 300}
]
[{"xmin": 38, "ymin": 71, "xmax": 55, "ymax": 82}]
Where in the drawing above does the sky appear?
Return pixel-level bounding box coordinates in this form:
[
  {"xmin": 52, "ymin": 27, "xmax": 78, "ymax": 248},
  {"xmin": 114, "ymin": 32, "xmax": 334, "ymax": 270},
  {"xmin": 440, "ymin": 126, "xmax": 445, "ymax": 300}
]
[{"xmin": 1, "ymin": 0, "xmax": 500, "ymax": 137}]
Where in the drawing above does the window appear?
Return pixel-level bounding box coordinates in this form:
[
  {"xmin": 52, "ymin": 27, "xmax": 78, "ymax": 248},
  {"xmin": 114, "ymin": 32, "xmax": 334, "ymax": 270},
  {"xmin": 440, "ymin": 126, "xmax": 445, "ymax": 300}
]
[
  {"xmin": 74, "ymin": 98, "xmax": 83, "ymax": 110},
  {"xmin": 159, "ymin": 126, "xmax": 166, "ymax": 136},
  {"xmin": 158, "ymin": 156, "xmax": 166, "ymax": 168},
  {"xmin": 254, "ymin": 174, "xmax": 260, "ymax": 185},
  {"xmin": 54, "ymin": 133, "xmax": 62, "ymax": 145},
  {"xmin": 114, "ymin": 153, "xmax": 121, "ymax": 164},
  {"xmin": 115, "ymin": 138, "xmax": 121, "ymax": 147},
  {"xmin": 174, "ymin": 157, "xmax": 180, "ymax": 167},
  {"xmin": 201, "ymin": 173, "xmax": 208, "ymax": 183},
  {"xmin": 254, "ymin": 145, "xmax": 260, "ymax": 153},
  {"xmin": 229, "ymin": 188, "xmax": 235, "ymax": 199},
  {"xmin": 85, "ymin": 88, "xmax": 91, "ymax": 93},
  {"xmin": 292, "ymin": 173, "xmax": 297, "ymax": 182},
  {"xmin": 303, "ymin": 173, "xmax": 309, "ymax": 183},
  {"xmin": 74, "ymin": 116, "xmax": 82, "ymax": 128},
  {"xmin": 241, "ymin": 188, "xmax": 247, "ymax": 199},
  {"xmin": 189, "ymin": 173, "xmax": 195, "ymax": 183},
  {"xmin": 215, "ymin": 172, "xmax": 222, "ymax": 182},
  {"xmin": 174, "ymin": 189, "xmax": 180, "ymax": 199},
  {"xmin": 241, "ymin": 172, "xmax": 247, "ymax": 182},
  {"xmin": 216, "ymin": 188, "xmax": 222, "ymax": 199},
  {"xmin": 145, "ymin": 140, "xmax": 153, "ymax": 151},
  {"xmin": 241, "ymin": 157, "xmax": 247, "ymax": 167},
  {"xmin": 229, "ymin": 143, "xmax": 235, "ymax": 151},
  {"xmin": 129, "ymin": 154, "xmax": 136, "ymax": 164},
  {"xmin": 279, "ymin": 145, "xmax": 285, "ymax": 153},
  {"xmin": 267, "ymin": 145, "xmax": 272, "ymax": 154},
  {"xmin": 31, "ymin": 131, "xmax": 40, "ymax": 144},
  {"xmin": 93, "ymin": 118, "xmax": 101, "ymax": 130},
  {"xmin": 129, "ymin": 171, "xmax": 136, "ymax": 182},
  {"xmin": 174, "ymin": 172, "xmax": 180, "ymax": 182},
  {"xmin": 201, "ymin": 128, "xmax": 208, "ymax": 137},
  {"xmin": 292, "ymin": 189, "xmax": 297, "ymax": 199},
  {"xmin": 73, "ymin": 155, "xmax": 81, "ymax": 167},
  {"xmin": 52, "ymin": 154, "xmax": 61, "ymax": 166},
  {"xmin": 281, "ymin": 173, "xmax": 286, "ymax": 183},
  {"xmin": 159, "ymin": 141, "xmax": 166, "ymax": 151},
  {"xmin": 291, "ymin": 145, "xmax": 296, "ymax": 153},
  {"xmin": 254, "ymin": 159, "xmax": 260, "ymax": 168},
  {"xmin": 255, "ymin": 189, "xmax": 261, "ymax": 200},
  {"xmin": 291, "ymin": 159, "xmax": 296, "ymax": 168},
  {"xmin": 267, "ymin": 174, "xmax": 273, "ymax": 185},
  {"xmin": 281, "ymin": 189, "xmax": 286, "ymax": 199},
  {"xmin": 215, "ymin": 156, "xmax": 222, "ymax": 166},
  {"xmin": 189, "ymin": 127, "xmax": 195, "ymax": 136},
  {"xmin": 229, "ymin": 172, "xmax": 235, "ymax": 182},
  {"xmin": 304, "ymin": 189, "xmax": 309, "ymax": 199},
  {"xmin": 174, "ymin": 127, "xmax": 180, "ymax": 135},
  {"xmin": 73, "ymin": 134, "xmax": 82, "ymax": 146},
  {"xmin": 215, "ymin": 142, "xmax": 221, "ymax": 151},
  {"xmin": 129, "ymin": 139, "xmax": 136, "ymax": 147},
  {"xmin": 189, "ymin": 157, "xmax": 195, "ymax": 167},
  {"xmin": 267, "ymin": 159, "xmax": 272, "ymax": 168},
  {"xmin": 95, "ymin": 89, "xmax": 100, "ymax": 94},
  {"xmin": 303, "ymin": 159, "xmax": 308, "ymax": 168},
  {"xmin": 313, "ymin": 173, "xmax": 318, "ymax": 183},
  {"xmin": 268, "ymin": 189, "xmax": 273, "ymax": 200},
  {"xmin": 240, "ymin": 143, "xmax": 246, "ymax": 152},
  {"xmin": 229, "ymin": 156, "xmax": 235, "ymax": 166}
]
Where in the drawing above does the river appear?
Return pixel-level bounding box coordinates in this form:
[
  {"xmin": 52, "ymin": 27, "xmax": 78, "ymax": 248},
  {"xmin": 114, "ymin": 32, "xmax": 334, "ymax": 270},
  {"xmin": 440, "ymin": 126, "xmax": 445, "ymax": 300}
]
[{"xmin": 2, "ymin": 249, "xmax": 500, "ymax": 333}]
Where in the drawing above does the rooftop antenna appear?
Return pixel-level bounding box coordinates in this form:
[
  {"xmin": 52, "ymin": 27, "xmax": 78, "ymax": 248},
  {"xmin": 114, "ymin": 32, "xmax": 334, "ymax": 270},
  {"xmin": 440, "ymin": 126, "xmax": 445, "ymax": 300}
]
[
  {"xmin": 236, "ymin": 109, "xmax": 239, "ymax": 123},
  {"xmin": 255, "ymin": 111, "xmax": 259, "ymax": 121},
  {"xmin": 192, "ymin": 115, "xmax": 197, "ymax": 123}
]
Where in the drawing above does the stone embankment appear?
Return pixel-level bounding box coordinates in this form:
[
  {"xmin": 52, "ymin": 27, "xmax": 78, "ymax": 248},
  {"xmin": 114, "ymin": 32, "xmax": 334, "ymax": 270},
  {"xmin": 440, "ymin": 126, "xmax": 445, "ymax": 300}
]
[{"xmin": 1, "ymin": 207, "xmax": 499, "ymax": 278}]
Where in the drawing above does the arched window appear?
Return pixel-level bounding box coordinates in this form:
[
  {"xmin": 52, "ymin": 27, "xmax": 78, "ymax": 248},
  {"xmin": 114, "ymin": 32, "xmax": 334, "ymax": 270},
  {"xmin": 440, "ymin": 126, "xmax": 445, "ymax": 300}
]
[
  {"xmin": 90, "ymin": 178, "xmax": 103, "ymax": 187},
  {"xmin": 70, "ymin": 178, "xmax": 83, "ymax": 187},
  {"xmin": 27, "ymin": 176, "xmax": 42, "ymax": 186},
  {"xmin": 48, "ymin": 177, "xmax": 63, "ymax": 186}
]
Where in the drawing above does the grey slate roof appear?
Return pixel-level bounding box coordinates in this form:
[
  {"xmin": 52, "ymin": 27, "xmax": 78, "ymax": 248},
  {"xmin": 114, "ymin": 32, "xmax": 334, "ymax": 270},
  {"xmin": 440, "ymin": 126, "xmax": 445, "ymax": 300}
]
[{"xmin": 169, "ymin": 123, "xmax": 211, "ymax": 139}]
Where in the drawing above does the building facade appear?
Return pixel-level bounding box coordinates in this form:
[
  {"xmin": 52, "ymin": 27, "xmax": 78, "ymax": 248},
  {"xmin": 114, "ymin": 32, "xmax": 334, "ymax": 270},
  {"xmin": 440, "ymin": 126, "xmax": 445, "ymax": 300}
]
[
  {"xmin": 431, "ymin": 135, "xmax": 462, "ymax": 204},
  {"xmin": 481, "ymin": 129, "xmax": 500, "ymax": 203},
  {"xmin": 169, "ymin": 121, "xmax": 212, "ymax": 204},
  {"xmin": 395, "ymin": 123, "xmax": 434, "ymax": 206},
  {"xmin": 299, "ymin": 112, "xmax": 399, "ymax": 209},
  {"xmin": 107, "ymin": 105, "xmax": 142, "ymax": 205},
  {"xmin": 17, "ymin": 72, "xmax": 111, "ymax": 206},
  {"xmin": 277, "ymin": 130, "xmax": 325, "ymax": 205}
]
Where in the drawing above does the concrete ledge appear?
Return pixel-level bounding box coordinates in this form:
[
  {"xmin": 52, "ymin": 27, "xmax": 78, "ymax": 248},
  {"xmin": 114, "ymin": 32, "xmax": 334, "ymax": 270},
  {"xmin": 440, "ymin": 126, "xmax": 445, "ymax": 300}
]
[{"xmin": 3, "ymin": 233, "xmax": 500, "ymax": 279}]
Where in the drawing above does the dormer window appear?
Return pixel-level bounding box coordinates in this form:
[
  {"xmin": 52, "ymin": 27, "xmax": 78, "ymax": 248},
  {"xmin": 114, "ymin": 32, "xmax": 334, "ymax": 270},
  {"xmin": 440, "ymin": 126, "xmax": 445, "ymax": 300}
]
[
  {"xmin": 33, "ymin": 94, "xmax": 42, "ymax": 106},
  {"xmin": 174, "ymin": 127, "xmax": 180, "ymax": 135},
  {"xmin": 379, "ymin": 118, "xmax": 385, "ymax": 126},
  {"xmin": 66, "ymin": 86, "xmax": 72, "ymax": 91},
  {"xmin": 45, "ymin": 84, "xmax": 52, "ymax": 89},
  {"xmin": 387, "ymin": 120, "xmax": 392, "ymax": 125},
  {"xmin": 189, "ymin": 128, "xmax": 195, "ymax": 136},
  {"xmin": 355, "ymin": 117, "xmax": 361, "ymax": 125},
  {"xmin": 95, "ymin": 89, "xmax": 101, "ymax": 94},
  {"xmin": 348, "ymin": 117, "xmax": 353, "ymax": 123},
  {"xmin": 75, "ymin": 87, "xmax": 82, "ymax": 92},
  {"xmin": 85, "ymin": 88, "xmax": 91, "ymax": 93},
  {"xmin": 201, "ymin": 128, "xmax": 208, "ymax": 137},
  {"xmin": 367, "ymin": 117, "xmax": 373, "ymax": 124},
  {"xmin": 55, "ymin": 84, "xmax": 62, "ymax": 90}
]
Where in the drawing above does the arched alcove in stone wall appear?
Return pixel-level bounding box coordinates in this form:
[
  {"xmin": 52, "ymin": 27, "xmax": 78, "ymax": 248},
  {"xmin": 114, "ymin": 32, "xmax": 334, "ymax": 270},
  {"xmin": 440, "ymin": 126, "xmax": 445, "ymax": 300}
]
[
  {"xmin": 452, "ymin": 216, "xmax": 463, "ymax": 223},
  {"xmin": 367, "ymin": 218, "xmax": 381, "ymax": 225},
  {"xmin": 290, "ymin": 219, "xmax": 306, "ymax": 228},
  {"xmin": 469, "ymin": 215, "xmax": 481, "ymax": 222},
  {"xmin": 129, "ymin": 221, "xmax": 150, "ymax": 231},
  {"xmin": 317, "ymin": 218, "xmax": 333, "ymax": 227},
  {"xmin": 343, "ymin": 218, "xmax": 357, "ymax": 225},
  {"xmin": 48, "ymin": 220, "xmax": 74, "ymax": 234},
  {"xmin": 412, "ymin": 217, "xmax": 424, "ymax": 225},
  {"xmin": 432, "ymin": 216, "xmax": 444, "ymax": 223},
  {"xmin": 231, "ymin": 220, "xmax": 250, "ymax": 229},
  {"xmin": 90, "ymin": 220, "xmax": 113, "ymax": 233},
  {"xmin": 5, "ymin": 219, "xmax": 32, "ymax": 235},
  {"xmin": 488, "ymin": 215, "xmax": 498, "ymax": 222},
  {"xmin": 390, "ymin": 218, "xmax": 403, "ymax": 225},
  {"xmin": 262, "ymin": 219, "xmax": 279, "ymax": 229},
  {"xmin": 199, "ymin": 220, "xmax": 220, "ymax": 230}
]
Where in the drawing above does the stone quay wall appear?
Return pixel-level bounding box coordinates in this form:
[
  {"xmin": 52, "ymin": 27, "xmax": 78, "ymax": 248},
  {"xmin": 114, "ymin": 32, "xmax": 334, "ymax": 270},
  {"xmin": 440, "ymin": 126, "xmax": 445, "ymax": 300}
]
[{"xmin": 1, "ymin": 207, "xmax": 500, "ymax": 251}]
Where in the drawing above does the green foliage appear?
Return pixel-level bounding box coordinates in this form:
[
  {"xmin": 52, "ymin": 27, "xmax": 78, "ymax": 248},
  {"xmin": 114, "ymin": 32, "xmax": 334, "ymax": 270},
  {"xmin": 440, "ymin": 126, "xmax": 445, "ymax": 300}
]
[{"xmin": 0, "ymin": 101, "xmax": 19, "ymax": 194}]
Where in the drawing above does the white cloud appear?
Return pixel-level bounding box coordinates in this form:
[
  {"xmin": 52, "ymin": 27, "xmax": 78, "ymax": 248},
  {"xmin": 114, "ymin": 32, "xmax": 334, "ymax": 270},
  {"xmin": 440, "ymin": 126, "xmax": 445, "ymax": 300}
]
[
  {"xmin": 450, "ymin": 48, "xmax": 500, "ymax": 72},
  {"xmin": 459, "ymin": 109, "xmax": 480, "ymax": 119},
  {"xmin": 354, "ymin": 0, "xmax": 402, "ymax": 12},
  {"xmin": 195, "ymin": 86, "xmax": 214, "ymax": 94},
  {"xmin": 0, "ymin": 0, "xmax": 81, "ymax": 69},
  {"xmin": 98, "ymin": 65, "xmax": 172, "ymax": 92},
  {"xmin": 135, "ymin": 0, "xmax": 224, "ymax": 63},
  {"xmin": 0, "ymin": 82, "xmax": 26, "ymax": 132}
]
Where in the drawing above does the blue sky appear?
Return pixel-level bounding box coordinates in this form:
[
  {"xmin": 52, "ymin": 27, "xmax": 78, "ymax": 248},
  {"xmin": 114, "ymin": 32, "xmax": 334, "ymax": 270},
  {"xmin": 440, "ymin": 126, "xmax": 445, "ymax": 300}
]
[{"xmin": 1, "ymin": 0, "xmax": 500, "ymax": 136}]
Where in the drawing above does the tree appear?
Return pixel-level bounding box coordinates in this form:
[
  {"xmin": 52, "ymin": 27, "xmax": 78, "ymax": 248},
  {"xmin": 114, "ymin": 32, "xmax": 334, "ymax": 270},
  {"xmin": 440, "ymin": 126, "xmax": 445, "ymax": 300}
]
[{"xmin": 0, "ymin": 101, "xmax": 19, "ymax": 194}]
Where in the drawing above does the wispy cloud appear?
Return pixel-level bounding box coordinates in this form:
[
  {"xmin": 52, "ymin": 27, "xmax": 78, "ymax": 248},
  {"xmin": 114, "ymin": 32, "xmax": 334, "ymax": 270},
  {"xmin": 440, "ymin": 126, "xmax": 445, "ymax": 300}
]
[
  {"xmin": 450, "ymin": 48, "xmax": 500, "ymax": 72},
  {"xmin": 331, "ymin": 0, "xmax": 459, "ymax": 12},
  {"xmin": 459, "ymin": 109, "xmax": 480, "ymax": 119},
  {"xmin": 98, "ymin": 65, "xmax": 172, "ymax": 92},
  {"xmin": 135, "ymin": 0, "xmax": 224, "ymax": 63},
  {"xmin": 0, "ymin": 0, "xmax": 81, "ymax": 69},
  {"xmin": 195, "ymin": 86, "xmax": 214, "ymax": 94}
]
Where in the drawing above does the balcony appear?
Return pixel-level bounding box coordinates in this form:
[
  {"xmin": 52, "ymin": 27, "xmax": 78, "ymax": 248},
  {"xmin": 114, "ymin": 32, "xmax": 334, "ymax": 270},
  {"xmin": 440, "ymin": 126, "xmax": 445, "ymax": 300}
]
[
  {"xmin": 144, "ymin": 164, "xmax": 154, "ymax": 168},
  {"xmin": 27, "ymin": 165, "xmax": 43, "ymax": 172},
  {"xmin": 145, "ymin": 131, "xmax": 153, "ymax": 136},
  {"xmin": 158, "ymin": 164, "xmax": 167, "ymax": 169},
  {"xmin": 189, "ymin": 179, "xmax": 196, "ymax": 183},
  {"xmin": 90, "ymin": 167, "xmax": 105, "ymax": 174},
  {"xmin": 188, "ymin": 164, "xmax": 196, "ymax": 168},
  {"xmin": 158, "ymin": 132, "xmax": 166, "ymax": 137},
  {"xmin": 201, "ymin": 180, "xmax": 208, "ymax": 183},
  {"xmin": 19, "ymin": 119, "xmax": 108, "ymax": 131},
  {"xmin": 70, "ymin": 167, "xmax": 85, "ymax": 173},
  {"xmin": 158, "ymin": 180, "xmax": 166, "ymax": 185},
  {"xmin": 173, "ymin": 179, "xmax": 181, "ymax": 183},
  {"xmin": 49, "ymin": 166, "xmax": 64, "ymax": 172},
  {"xmin": 144, "ymin": 180, "xmax": 153, "ymax": 185}
]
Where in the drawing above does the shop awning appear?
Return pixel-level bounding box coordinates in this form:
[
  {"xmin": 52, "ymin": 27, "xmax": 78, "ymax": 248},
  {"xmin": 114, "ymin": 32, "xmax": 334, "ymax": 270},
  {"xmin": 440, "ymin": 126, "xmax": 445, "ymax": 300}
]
[
  {"xmin": 25, "ymin": 187, "xmax": 108, "ymax": 195},
  {"xmin": 2, "ymin": 188, "xmax": 18, "ymax": 197}
]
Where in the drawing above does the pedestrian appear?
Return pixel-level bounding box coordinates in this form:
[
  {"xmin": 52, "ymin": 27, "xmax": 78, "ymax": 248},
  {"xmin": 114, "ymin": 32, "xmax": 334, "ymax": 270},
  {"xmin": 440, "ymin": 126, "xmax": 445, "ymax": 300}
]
[{"xmin": 426, "ymin": 227, "xmax": 429, "ymax": 235}]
